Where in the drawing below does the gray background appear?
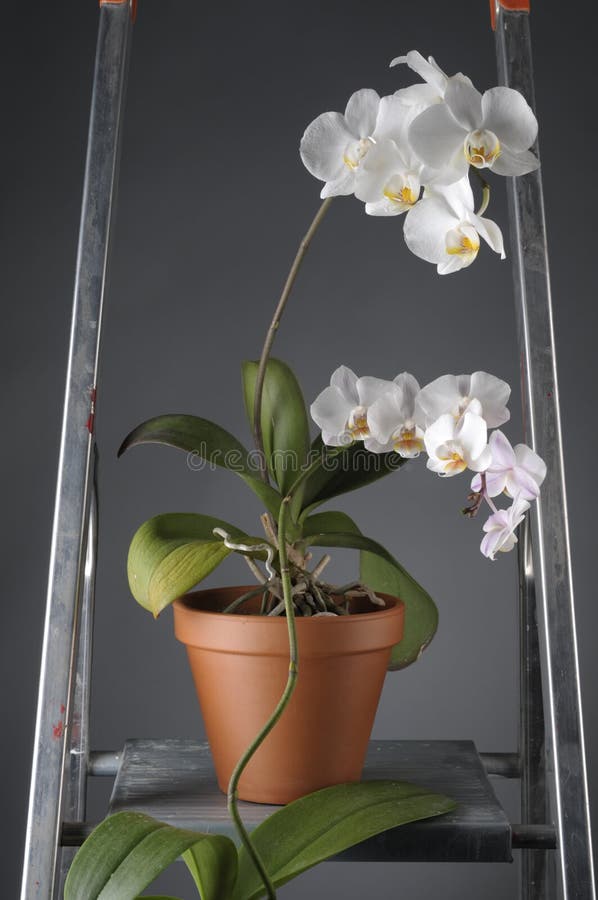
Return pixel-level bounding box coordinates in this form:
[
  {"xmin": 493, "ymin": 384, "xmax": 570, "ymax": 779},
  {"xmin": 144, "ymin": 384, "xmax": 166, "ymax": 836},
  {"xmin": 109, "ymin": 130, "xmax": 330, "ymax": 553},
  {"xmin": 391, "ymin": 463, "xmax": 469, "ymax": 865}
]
[{"xmin": 3, "ymin": 0, "xmax": 596, "ymax": 896}]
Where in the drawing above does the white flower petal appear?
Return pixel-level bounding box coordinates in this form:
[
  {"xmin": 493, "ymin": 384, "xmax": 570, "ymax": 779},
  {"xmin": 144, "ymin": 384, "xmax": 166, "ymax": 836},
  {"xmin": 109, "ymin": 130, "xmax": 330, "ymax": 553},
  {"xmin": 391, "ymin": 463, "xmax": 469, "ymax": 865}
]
[
  {"xmin": 437, "ymin": 254, "xmax": 469, "ymax": 275},
  {"xmin": 457, "ymin": 411, "xmax": 488, "ymax": 465},
  {"xmin": 364, "ymin": 435, "xmax": 394, "ymax": 453},
  {"xmin": 354, "ymin": 138, "xmax": 404, "ymax": 203},
  {"xmin": 513, "ymin": 443, "xmax": 547, "ymax": 486},
  {"xmin": 310, "ymin": 386, "xmax": 352, "ymax": 436},
  {"xmin": 357, "ymin": 375, "xmax": 395, "ymax": 407},
  {"xmin": 300, "ymin": 112, "xmax": 354, "ymax": 183},
  {"xmin": 424, "ymin": 413, "xmax": 457, "ymax": 456},
  {"xmin": 330, "ymin": 365, "xmax": 360, "ymax": 405},
  {"xmin": 471, "ymin": 213, "xmax": 506, "ymax": 259},
  {"xmin": 368, "ymin": 386, "xmax": 404, "ymax": 444},
  {"xmin": 469, "ymin": 372, "xmax": 511, "ymax": 428},
  {"xmin": 481, "ymin": 86, "xmax": 538, "ymax": 152},
  {"xmin": 469, "ymin": 445, "xmax": 492, "ymax": 472},
  {"xmin": 394, "ymin": 83, "xmax": 442, "ymax": 108},
  {"xmin": 408, "ymin": 102, "xmax": 466, "ymax": 171},
  {"xmin": 345, "ymin": 89, "xmax": 380, "ymax": 137},
  {"xmin": 390, "ymin": 51, "xmax": 448, "ymax": 95},
  {"xmin": 471, "ymin": 470, "xmax": 508, "ymax": 497},
  {"xmin": 320, "ymin": 169, "xmax": 357, "ymax": 198},
  {"xmin": 491, "ymin": 145, "xmax": 540, "ymax": 177},
  {"xmin": 393, "ymin": 372, "xmax": 420, "ymax": 417},
  {"xmin": 488, "ymin": 429, "xmax": 516, "ymax": 468},
  {"xmin": 445, "ymin": 75, "xmax": 483, "ymax": 130},
  {"xmin": 403, "ymin": 196, "xmax": 457, "ymax": 264},
  {"xmin": 434, "ymin": 176, "xmax": 475, "ymax": 218},
  {"xmin": 505, "ymin": 468, "xmax": 541, "ymax": 501},
  {"xmin": 416, "ymin": 375, "xmax": 461, "ymax": 425}
]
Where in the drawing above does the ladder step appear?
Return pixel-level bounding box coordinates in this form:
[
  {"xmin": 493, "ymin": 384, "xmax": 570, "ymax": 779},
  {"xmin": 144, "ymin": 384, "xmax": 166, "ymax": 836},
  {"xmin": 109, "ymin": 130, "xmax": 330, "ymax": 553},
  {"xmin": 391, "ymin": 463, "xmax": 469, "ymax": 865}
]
[{"xmin": 79, "ymin": 738, "xmax": 522, "ymax": 862}]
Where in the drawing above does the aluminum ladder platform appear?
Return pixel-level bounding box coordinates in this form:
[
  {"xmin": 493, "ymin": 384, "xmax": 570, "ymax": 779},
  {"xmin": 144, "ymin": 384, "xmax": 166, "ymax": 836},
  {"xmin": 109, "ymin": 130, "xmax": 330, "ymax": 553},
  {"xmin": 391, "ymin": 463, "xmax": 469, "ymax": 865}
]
[{"xmin": 19, "ymin": 1, "xmax": 596, "ymax": 897}]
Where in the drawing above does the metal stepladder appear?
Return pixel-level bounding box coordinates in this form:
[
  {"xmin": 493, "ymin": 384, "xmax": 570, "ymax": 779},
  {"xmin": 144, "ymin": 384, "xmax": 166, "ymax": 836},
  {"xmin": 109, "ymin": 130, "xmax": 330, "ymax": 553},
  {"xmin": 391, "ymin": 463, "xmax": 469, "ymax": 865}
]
[{"xmin": 20, "ymin": 0, "xmax": 596, "ymax": 897}]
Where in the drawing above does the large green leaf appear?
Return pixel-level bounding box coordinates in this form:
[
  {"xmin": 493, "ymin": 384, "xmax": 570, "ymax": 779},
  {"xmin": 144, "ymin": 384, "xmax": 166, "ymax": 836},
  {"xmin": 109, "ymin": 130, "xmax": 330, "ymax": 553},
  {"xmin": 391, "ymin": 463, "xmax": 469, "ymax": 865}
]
[
  {"xmin": 360, "ymin": 550, "xmax": 438, "ymax": 670},
  {"xmin": 242, "ymin": 359, "xmax": 310, "ymax": 496},
  {"xmin": 302, "ymin": 513, "xmax": 438, "ymax": 670},
  {"xmin": 232, "ymin": 780, "xmax": 456, "ymax": 900},
  {"xmin": 64, "ymin": 811, "xmax": 236, "ymax": 900},
  {"xmin": 127, "ymin": 513, "xmax": 258, "ymax": 617},
  {"xmin": 183, "ymin": 839, "xmax": 238, "ymax": 900},
  {"xmin": 118, "ymin": 414, "xmax": 281, "ymax": 518},
  {"xmin": 299, "ymin": 436, "xmax": 407, "ymax": 518}
]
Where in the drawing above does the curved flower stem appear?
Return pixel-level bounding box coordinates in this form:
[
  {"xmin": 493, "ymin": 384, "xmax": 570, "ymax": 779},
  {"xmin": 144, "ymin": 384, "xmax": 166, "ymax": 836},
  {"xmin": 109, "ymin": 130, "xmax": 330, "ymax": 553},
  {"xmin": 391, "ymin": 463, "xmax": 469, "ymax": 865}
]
[
  {"xmin": 227, "ymin": 452, "xmax": 337, "ymax": 898},
  {"xmin": 471, "ymin": 167, "xmax": 491, "ymax": 216},
  {"xmin": 253, "ymin": 197, "xmax": 334, "ymax": 483}
]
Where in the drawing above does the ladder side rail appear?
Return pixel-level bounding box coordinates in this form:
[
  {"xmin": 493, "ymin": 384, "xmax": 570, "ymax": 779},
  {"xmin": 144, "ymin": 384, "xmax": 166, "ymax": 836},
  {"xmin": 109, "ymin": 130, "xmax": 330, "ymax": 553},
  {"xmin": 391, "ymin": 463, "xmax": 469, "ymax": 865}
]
[
  {"xmin": 57, "ymin": 472, "xmax": 99, "ymax": 896},
  {"xmin": 493, "ymin": 7, "xmax": 596, "ymax": 898},
  {"xmin": 20, "ymin": 6, "xmax": 133, "ymax": 898},
  {"xmin": 518, "ymin": 519, "xmax": 556, "ymax": 899}
]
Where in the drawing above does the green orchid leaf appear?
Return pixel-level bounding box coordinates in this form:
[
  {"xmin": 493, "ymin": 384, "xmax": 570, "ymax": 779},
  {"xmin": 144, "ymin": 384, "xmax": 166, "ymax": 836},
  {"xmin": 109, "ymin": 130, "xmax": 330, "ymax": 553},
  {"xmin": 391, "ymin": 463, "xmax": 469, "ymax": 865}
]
[
  {"xmin": 360, "ymin": 549, "xmax": 438, "ymax": 670},
  {"xmin": 64, "ymin": 811, "xmax": 236, "ymax": 900},
  {"xmin": 128, "ymin": 513, "xmax": 259, "ymax": 617},
  {"xmin": 303, "ymin": 517, "xmax": 438, "ymax": 670},
  {"xmin": 242, "ymin": 358, "xmax": 310, "ymax": 496},
  {"xmin": 299, "ymin": 436, "xmax": 406, "ymax": 518},
  {"xmin": 232, "ymin": 780, "xmax": 455, "ymax": 900},
  {"xmin": 183, "ymin": 838, "xmax": 238, "ymax": 900},
  {"xmin": 118, "ymin": 414, "xmax": 281, "ymax": 518}
]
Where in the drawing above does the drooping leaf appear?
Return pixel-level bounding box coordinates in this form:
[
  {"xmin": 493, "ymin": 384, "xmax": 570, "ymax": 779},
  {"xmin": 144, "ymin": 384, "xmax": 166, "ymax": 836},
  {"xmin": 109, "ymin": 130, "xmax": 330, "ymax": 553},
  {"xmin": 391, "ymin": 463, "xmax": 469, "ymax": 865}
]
[
  {"xmin": 64, "ymin": 811, "xmax": 236, "ymax": 900},
  {"xmin": 127, "ymin": 513, "xmax": 264, "ymax": 617},
  {"xmin": 232, "ymin": 780, "xmax": 456, "ymax": 900},
  {"xmin": 299, "ymin": 436, "xmax": 407, "ymax": 518},
  {"xmin": 183, "ymin": 838, "xmax": 238, "ymax": 900},
  {"xmin": 118, "ymin": 414, "xmax": 281, "ymax": 518},
  {"xmin": 361, "ymin": 550, "xmax": 438, "ymax": 670},
  {"xmin": 302, "ymin": 514, "xmax": 438, "ymax": 670},
  {"xmin": 242, "ymin": 359, "xmax": 310, "ymax": 496}
]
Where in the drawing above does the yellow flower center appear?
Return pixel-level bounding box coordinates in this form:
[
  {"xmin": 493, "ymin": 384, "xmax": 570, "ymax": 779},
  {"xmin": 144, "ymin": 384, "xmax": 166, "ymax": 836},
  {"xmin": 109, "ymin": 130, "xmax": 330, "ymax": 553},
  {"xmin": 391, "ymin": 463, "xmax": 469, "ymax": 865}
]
[
  {"xmin": 439, "ymin": 451, "xmax": 467, "ymax": 475},
  {"xmin": 348, "ymin": 413, "xmax": 369, "ymax": 439},
  {"xmin": 393, "ymin": 426, "xmax": 424, "ymax": 456},
  {"xmin": 464, "ymin": 129, "xmax": 501, "ymax": 168},
  {"xmin": 446, "ymin": 234, "xmax": 480, "ymax": 256},
  {"xmin": 384, "ymin": 185, "xmax": 417, "ymax": 206}
]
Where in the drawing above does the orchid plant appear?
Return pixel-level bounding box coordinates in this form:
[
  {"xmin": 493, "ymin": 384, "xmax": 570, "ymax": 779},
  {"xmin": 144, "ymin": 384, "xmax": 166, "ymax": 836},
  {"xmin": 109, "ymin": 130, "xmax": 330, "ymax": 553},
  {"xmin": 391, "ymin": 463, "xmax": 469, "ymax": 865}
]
[{"xmin": 67, "ymin": 51, "xmax": 545, "ymax": 900}]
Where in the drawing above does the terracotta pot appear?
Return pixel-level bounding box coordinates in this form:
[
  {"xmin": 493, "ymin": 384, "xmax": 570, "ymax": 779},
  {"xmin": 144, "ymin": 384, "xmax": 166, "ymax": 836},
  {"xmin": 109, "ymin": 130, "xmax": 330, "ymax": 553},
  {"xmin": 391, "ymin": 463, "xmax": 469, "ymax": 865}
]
[{"xmin": 173, "ymin": 585, "xmax": 404, "ymax": 804}]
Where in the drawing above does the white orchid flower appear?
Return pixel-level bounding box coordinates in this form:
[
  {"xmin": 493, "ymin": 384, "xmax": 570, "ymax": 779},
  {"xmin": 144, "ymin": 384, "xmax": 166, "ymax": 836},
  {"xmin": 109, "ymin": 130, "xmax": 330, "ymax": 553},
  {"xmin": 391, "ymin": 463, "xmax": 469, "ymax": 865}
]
[
  {"xmin": 480, "ymin": 496, "xmax": 530, "ymax": 560},
  {"xmin": 415, "ymin": 371, "xmax": 510, "ymax": 429},
  {"xmin": 354, "ymin": 93, "xmax": 439, "ymax": 216},
  {"xmin": 300, "ymin": 89, "xmax": 381, "ymax": 198},
  {"xmin": 424, "ymin": 411, "xmax": 491, "ymax": 476},
  {"xmin": 408, "ymin": 74, "xmax": 539, "ymax": 183},
  {"xmin": 310, "ymin": 365, "xmax": 394, "ymax": 448},
  {"xmin": 403, "ymin": 177, "xmax": 505, "ymax": 274},
  {"xmin": 367, "ymin": 373, "xmax": 425, "ymax": 457},
  {"xmin": 471, "ymin": 430, "xmax": 546, "ymax": 500}
]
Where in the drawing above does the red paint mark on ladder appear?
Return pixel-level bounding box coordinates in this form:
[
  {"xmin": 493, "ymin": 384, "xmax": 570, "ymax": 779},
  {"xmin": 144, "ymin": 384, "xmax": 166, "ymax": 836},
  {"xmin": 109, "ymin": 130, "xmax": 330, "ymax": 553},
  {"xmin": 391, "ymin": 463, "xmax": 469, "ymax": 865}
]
[
  {"xmin": 52, "ymin": 721, "xmax": 64, "ymax": 740},
  {"xmin": 86, "ymin": 387, "xmax": 97, "ymax": 434}
]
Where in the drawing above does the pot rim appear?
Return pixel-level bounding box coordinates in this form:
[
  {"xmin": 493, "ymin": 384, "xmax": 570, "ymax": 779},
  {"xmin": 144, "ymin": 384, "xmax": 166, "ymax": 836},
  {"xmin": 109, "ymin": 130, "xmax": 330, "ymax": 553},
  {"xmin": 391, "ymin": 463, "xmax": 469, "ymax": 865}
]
[{"xmin": 173, "ymin": 585, "xmax": 405, "ymax": 657}]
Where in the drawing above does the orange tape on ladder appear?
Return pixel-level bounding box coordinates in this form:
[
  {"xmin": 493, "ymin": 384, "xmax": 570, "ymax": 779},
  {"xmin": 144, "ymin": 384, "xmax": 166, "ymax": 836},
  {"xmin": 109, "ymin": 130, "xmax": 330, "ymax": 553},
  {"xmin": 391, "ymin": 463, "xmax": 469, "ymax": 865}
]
[
  {"xmin": 489, "ymin": 0, "xmax": 530, "ymax": 30},
  {"xmin": 99, "ymin": 0, "xmax": 137, "ymax": 22}
]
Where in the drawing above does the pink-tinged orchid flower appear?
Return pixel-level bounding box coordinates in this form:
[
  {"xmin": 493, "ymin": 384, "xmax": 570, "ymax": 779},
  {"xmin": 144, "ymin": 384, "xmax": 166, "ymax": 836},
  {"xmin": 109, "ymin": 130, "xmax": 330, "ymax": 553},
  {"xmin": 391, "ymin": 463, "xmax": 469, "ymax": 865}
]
[
  {"xmin": 480, "ymin": 496, "xmax": 531, "ymax": 560},
  {"xmin": 471, "ymin": 430, "xmax": 546, "ymax": 500}
]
